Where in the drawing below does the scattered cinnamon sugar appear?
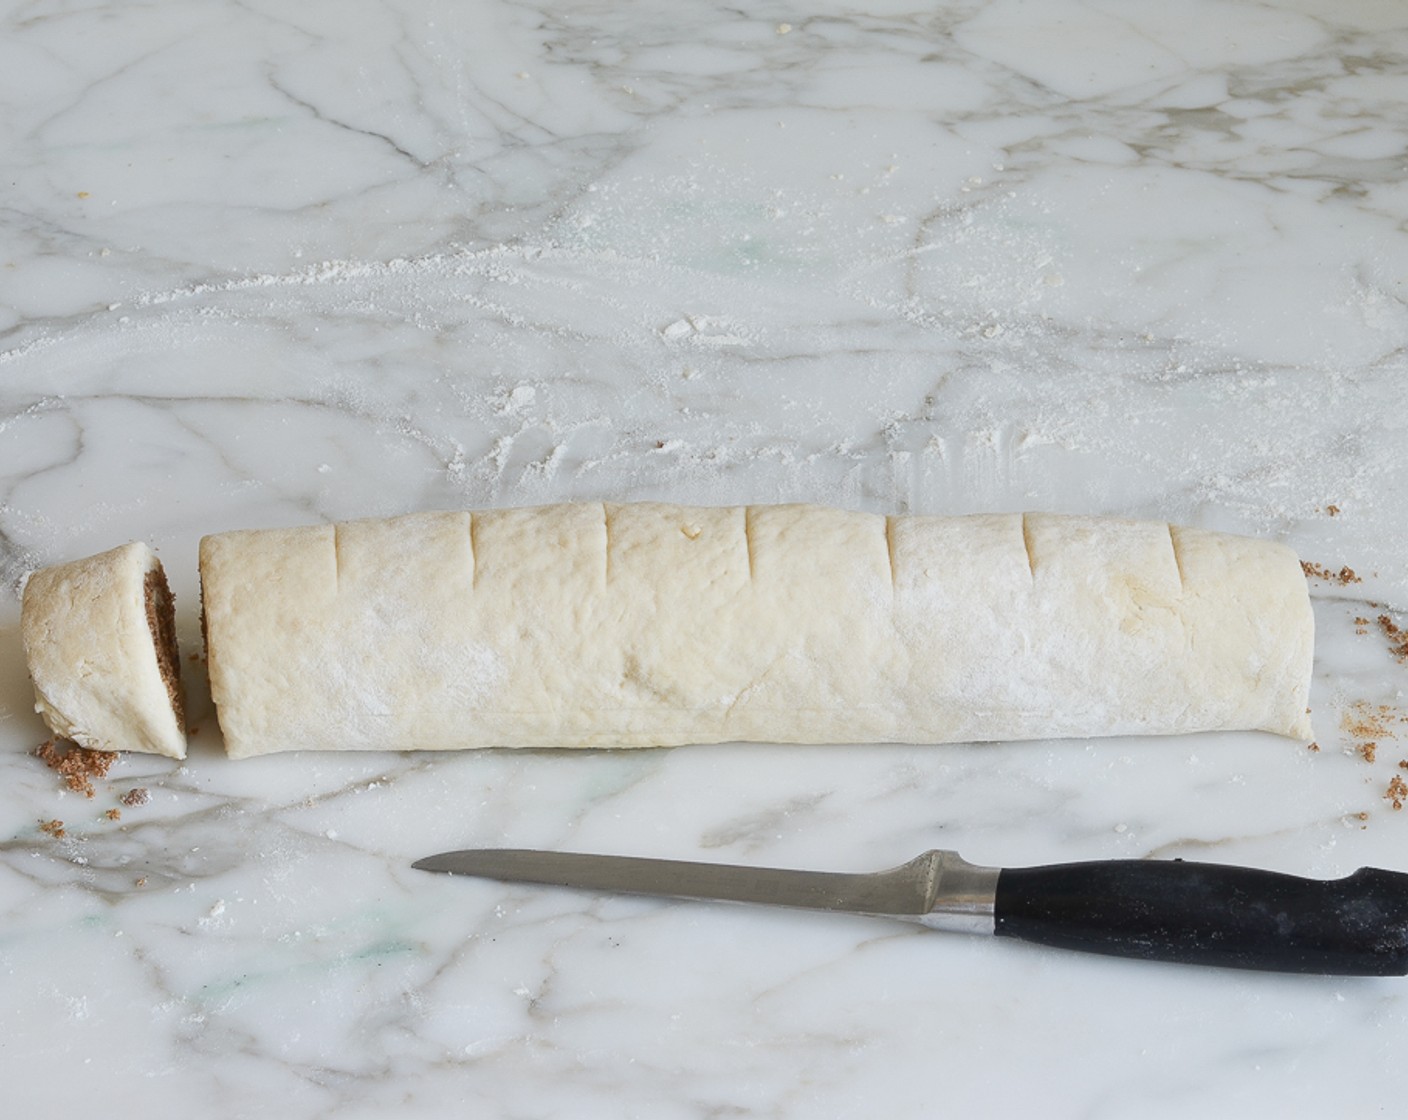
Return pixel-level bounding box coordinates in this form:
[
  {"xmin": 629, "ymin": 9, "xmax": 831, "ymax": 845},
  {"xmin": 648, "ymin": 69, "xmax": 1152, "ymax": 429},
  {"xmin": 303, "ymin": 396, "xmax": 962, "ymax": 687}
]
[
  {"xmin": 1342, "ymin": 701, "xmax": 1402, "ymax": 743},
  {"xmin": 1326, "ymin": 504, "xmax": 1341, "ymax": 517},
  {"xmin": 38, "ymin": 819, "xmax": 65, "ymax": 838},
  {"xmin": 1336, "ymin": 700, "xmax": 1408, "ymax": 816},
  {"xmin": 105, "ymin": 808, "xmax": 121, "ymax": 822},
  {"xmin": 1379, "ymin": 614, "xmax": 1408, "ymax": 665},
  {"xmin": 1301, "ymin": 561, "xmax": 1361, "ymax": 585},
  {"xmin": 120, "ymin": 787, "xmax": 150, "ymax": 808},
  {"xmin": 35, "ymin": 738, "xmax": 118, "ymax": 798}
]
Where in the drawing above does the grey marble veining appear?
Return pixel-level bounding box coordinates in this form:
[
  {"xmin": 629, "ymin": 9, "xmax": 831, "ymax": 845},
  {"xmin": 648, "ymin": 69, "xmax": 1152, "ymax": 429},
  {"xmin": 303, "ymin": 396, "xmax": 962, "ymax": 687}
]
[{"xmin": 3, "ymin": 1, "xmax": 1408, "ymax": 1115}]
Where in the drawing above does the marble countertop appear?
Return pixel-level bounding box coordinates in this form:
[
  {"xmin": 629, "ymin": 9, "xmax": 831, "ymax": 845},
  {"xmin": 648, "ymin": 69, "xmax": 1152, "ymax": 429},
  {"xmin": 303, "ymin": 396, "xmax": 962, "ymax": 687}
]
[{"xmin": 4, "ymin": 1, "xmax": 1408, "ymax": 1114}]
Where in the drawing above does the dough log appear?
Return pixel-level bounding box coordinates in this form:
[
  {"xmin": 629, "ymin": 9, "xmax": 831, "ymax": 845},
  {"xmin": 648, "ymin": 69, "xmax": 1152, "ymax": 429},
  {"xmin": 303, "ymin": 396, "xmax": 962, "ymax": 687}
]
[
  {"xmin": 198, "ymin": 505, "xmax": 1314, "ymax": 759},
  {"xmin": 21, "ymin": 542, "xmax": 187, "ymax": 759}
]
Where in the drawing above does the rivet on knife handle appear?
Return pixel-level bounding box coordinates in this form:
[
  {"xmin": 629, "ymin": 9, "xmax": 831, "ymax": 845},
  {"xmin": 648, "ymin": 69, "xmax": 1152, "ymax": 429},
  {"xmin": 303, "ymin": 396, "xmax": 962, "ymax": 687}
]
[{"xmin": 413, "ymin": 848, "xmax": 1408, "ymax": 976}]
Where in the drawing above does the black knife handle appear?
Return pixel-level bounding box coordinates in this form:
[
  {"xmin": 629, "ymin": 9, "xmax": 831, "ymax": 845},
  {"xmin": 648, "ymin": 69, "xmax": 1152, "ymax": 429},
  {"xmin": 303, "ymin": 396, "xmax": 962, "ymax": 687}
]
[{"xmin": 993, "ymin": 860, "xmax": 1408, "ymax": 975}]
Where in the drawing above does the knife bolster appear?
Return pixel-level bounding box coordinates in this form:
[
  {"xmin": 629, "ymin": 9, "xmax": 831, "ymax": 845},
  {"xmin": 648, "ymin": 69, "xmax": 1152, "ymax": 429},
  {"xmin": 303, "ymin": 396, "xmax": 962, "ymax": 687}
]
[{"xmin": 916, "ymin": 851, "xmax": 1000, "ymax": 935}]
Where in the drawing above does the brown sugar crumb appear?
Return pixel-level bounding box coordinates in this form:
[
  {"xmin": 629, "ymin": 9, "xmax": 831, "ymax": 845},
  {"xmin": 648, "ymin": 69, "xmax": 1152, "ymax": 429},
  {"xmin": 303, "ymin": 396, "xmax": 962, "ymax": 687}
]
[
  {"xmin": 105, "ymin": 808, "xmax": 121, "ymax": 821},
  {"xmin": 1301, "ymin": 561, "xmax": 1361, "ymax": 585},
  {"xmin": 35, "ymin": 738, "xmax": 118, "ymax": 798},
  {"xmin": 120, "ymin": 787, "xmax": 151, "ymax": 808},
  {"xmin": 1307, "ymin": 740, "xmax": 1321, "ymax": 752},
  {"xmin": 1388, "ymin": 776, "xmax": 1408, "ymax": 810},
  {"xmin": 1326, "ymin": 504, "xmax": 1341, "ymax": 517},
  {"xmin": 1379, "ymin": 615, "xmax": 1408, "ymax": 665},
  {"xmin": 134, "ymin": 877, "xmax": 147, "ymax": 887},
  {"xmin": 1342, "ymin": 701, "xmax": 1401, "ymax": 744},
  {"xmin": 1360, "ymin": 741, "xmax": 1378, "ymax": 763},
  {"xmin": 38, "ymin": 819, "xmax": 65, "ymax": 838}
]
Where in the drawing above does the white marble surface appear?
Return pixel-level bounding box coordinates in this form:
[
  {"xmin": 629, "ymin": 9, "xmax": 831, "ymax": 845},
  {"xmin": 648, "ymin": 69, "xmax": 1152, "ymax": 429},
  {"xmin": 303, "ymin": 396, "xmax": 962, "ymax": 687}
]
[{"xmin": 3, "ymin": 0, "xmax": 1408, "ymax": 1114}]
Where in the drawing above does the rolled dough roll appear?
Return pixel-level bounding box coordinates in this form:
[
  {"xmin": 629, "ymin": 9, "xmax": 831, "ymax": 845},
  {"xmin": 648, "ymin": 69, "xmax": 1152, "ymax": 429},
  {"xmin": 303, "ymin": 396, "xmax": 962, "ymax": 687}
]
[
  {"xmin": 198, "ymin": 505, "xmax": 1314, "ymax": 759},
  {"xmin": 22, "ymin": 542, "xmax": 187, "ymax": 759}
]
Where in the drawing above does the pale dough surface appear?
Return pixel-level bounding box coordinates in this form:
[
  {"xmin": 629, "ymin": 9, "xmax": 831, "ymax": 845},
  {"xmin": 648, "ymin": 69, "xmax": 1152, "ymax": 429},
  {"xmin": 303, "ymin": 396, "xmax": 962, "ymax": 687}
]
[
  {"xmin": 199, "ymin": 505, "xmax": 1315, "ymax": 759},
  {"xmin": 21, "ymin": 542, "xmax": 187, "ymax": 759}
]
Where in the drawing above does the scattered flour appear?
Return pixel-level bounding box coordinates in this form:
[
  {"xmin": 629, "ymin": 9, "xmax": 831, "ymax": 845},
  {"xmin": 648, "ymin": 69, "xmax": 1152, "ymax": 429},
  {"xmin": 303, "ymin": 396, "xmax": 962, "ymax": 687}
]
[{"xmin": 0, "ymin": 177, "xmax": 1401, "ymax": 598}]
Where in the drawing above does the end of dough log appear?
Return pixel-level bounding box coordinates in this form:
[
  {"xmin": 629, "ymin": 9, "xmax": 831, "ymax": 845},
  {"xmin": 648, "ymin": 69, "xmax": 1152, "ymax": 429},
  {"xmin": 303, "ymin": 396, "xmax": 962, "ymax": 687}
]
[{"xmin": 21, "ymin": 542, "xmax": 188, "ymax": 760}]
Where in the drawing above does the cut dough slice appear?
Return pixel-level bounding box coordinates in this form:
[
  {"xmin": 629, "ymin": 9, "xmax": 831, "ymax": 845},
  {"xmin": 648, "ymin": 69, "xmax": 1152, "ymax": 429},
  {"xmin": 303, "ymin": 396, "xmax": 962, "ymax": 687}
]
[
  {"xmin": 22, "ymin": 542, "xmax": 187, "ymax": 759},
  {"xmin": 198, "ymin": 505, "xmax": 1315, "ymax": 759}
]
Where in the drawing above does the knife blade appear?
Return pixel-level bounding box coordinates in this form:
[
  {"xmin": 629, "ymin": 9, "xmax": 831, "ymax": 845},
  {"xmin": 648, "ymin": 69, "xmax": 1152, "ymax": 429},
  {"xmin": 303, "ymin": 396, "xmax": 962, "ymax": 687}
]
[{"xmin": 413, "ymin": 847, "xmax": 1408, "ymax": 975}]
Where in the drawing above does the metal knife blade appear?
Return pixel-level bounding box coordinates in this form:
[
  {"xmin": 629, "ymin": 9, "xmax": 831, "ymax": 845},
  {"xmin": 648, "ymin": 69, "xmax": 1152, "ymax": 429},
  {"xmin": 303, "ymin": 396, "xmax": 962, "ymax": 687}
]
[
  {"xmin": 413, "ymin": 847, "xmax": 999, "ymax": 932},
  {"xmin": 414, "ymin": 847, "xmax": 1408, "ymax": 975}
]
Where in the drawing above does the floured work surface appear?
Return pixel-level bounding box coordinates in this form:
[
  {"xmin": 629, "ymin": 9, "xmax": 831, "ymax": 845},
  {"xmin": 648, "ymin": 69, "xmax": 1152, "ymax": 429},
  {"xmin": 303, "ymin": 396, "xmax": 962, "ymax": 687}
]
[{"xmin": 197, "ymin": 504, "xmax": 1315, "ymax": 759}]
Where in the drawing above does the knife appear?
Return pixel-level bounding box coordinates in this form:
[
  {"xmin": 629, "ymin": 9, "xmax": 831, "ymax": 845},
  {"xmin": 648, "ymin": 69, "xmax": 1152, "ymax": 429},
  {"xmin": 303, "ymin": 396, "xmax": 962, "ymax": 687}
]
[{"xmin": 413, "ymin": 847, "xmax": 1408, "ymax": 975}]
